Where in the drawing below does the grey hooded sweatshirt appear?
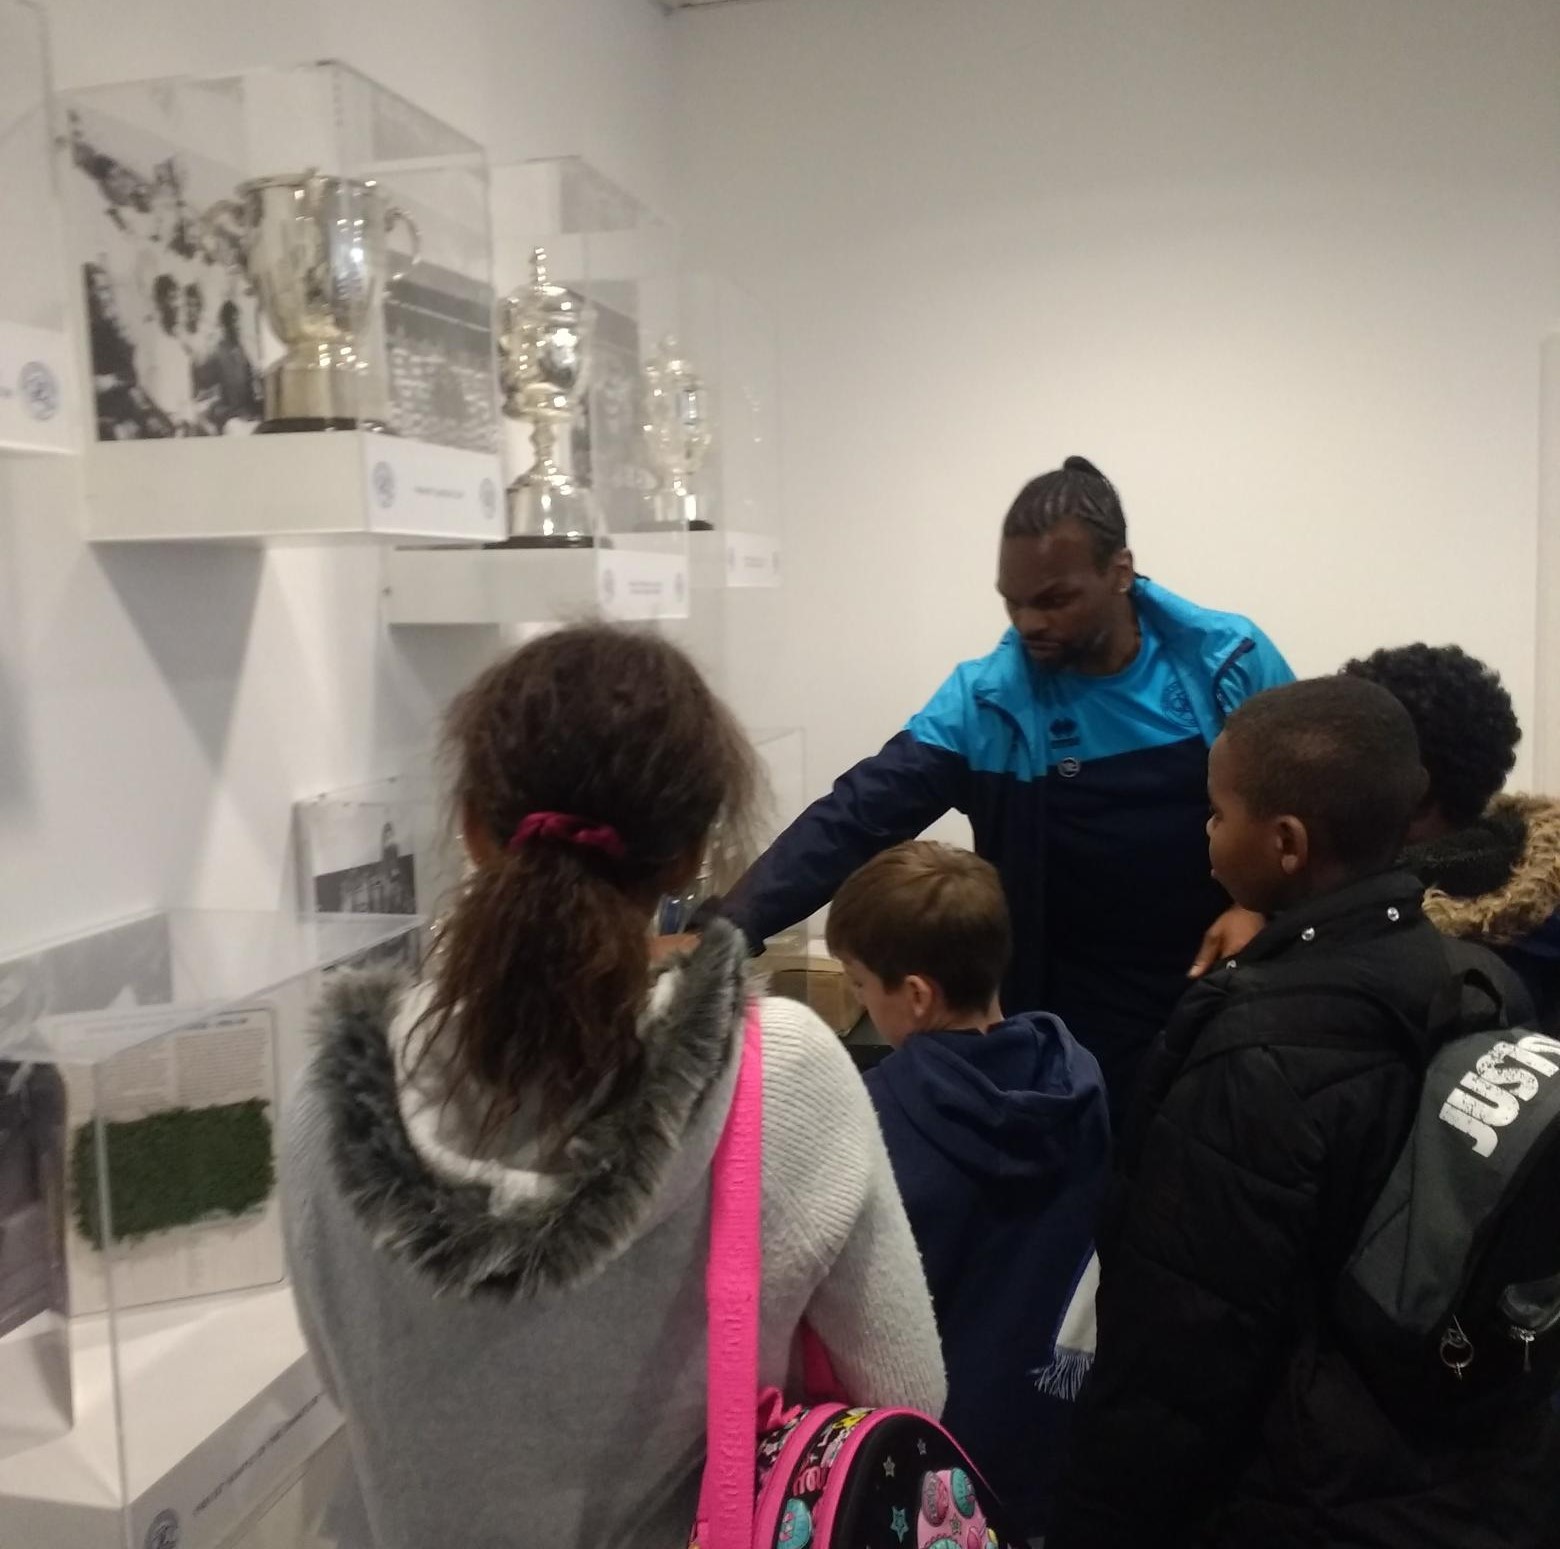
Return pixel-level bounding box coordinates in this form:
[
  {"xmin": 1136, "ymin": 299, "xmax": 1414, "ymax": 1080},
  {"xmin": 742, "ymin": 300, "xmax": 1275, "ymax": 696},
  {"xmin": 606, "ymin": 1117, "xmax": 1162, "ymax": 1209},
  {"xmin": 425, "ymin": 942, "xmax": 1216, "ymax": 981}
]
[{"xmin": 281, "ymin": 922, "xmax": 945, "ymax": 1549}]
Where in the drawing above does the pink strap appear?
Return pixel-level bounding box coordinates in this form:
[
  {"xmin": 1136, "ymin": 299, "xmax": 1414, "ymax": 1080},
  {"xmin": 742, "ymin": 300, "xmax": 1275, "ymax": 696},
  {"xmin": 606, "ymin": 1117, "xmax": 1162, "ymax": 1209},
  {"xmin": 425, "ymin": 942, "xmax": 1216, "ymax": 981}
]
[{"xmin": 697, "ymin": 1002, "xmax": 765, "ymax": 1549}]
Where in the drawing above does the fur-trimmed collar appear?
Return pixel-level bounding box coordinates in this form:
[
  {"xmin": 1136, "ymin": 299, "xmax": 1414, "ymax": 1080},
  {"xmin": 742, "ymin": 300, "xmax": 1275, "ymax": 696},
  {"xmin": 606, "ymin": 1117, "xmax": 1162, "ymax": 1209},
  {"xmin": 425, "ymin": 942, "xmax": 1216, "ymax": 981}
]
[
  {"xmin": 1419, "ymin": 793, "xmax": 1560, "ymax": 945},
  {"xmin": 310, "ymin": 919, "xmax": 751, "ymax": 1300}
]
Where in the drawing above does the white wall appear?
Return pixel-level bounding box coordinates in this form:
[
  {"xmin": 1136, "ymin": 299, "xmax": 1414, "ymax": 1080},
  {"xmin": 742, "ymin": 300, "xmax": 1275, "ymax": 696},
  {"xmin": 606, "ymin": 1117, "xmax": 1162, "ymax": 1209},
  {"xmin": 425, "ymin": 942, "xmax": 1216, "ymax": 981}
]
[
  {"xmin": 673, "ymin": 0, "xmax": 1560, "ymax": 809},
  {"xmin": 7, "ymin": 0, "xmax": 1558, "ymax": 959},
  {"xmin": 0, "ymin": 0, "xmax": 678, "ymax": 951}
]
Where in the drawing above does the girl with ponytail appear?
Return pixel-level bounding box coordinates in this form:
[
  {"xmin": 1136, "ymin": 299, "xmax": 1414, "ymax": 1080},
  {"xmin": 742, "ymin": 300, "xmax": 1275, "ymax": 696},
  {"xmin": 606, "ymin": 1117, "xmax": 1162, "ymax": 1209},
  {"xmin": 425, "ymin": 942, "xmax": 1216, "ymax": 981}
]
[{"xmin": 282, "ymin": 624, "xmax": 944, "ymax": 1549}]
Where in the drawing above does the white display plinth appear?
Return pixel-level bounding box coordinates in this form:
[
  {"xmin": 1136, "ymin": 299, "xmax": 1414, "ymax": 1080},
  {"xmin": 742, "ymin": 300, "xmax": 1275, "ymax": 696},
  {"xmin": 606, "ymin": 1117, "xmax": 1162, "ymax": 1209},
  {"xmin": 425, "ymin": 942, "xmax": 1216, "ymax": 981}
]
[
  {"xmin": 84, "ymin": 433, "xmax": 504, "ymax": 544},
  {"xmin": 386, "ymin": 537, "xmax": 690, "ymax": 625},
  {"xmin": 0, "ymin": 908, "xmax": 419, "ymax": 1549},
  {"xmin": 0, "ymin": 1287, "xmax": 336, "ymax": 1549}
]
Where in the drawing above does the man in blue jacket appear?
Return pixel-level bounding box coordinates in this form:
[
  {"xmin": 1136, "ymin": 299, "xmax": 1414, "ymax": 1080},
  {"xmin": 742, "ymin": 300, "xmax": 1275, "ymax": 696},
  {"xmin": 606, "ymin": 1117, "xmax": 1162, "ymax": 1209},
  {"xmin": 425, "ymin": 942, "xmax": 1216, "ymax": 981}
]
[{"xmin": 724, "ymin": 456, "xmax": 1293, "ymax": 1111}]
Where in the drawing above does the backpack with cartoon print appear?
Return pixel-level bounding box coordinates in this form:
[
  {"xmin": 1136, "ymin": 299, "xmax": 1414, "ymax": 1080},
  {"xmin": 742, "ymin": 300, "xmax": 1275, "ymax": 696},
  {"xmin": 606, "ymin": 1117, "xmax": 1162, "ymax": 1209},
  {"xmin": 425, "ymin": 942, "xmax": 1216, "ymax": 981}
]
[{"xmin": 691, "ymin": 1007, "xmax": 1024, "ymax": 1549}]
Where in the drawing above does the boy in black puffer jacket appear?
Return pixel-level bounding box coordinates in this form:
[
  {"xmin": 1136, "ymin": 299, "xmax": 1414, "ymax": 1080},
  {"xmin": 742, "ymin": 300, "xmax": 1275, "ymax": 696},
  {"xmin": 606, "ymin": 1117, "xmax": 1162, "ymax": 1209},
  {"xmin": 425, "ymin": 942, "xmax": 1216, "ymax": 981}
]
[{"xmin": 1049, "ymin": 677, "xmax": 1560, "ymax": 1549}]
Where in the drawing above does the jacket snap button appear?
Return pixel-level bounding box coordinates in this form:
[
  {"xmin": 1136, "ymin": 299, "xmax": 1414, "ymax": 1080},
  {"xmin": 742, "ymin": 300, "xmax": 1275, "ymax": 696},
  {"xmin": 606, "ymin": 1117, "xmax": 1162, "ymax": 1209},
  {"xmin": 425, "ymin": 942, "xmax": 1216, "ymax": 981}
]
[
  {"xmin": 1225, "ymin": 959, "xmax": 1238, "ymax": 971},
  {"xmin": 1387, "ymin": 907, "xmax": 1401, "ymax": 922},
  {"xmin": 1301, "ymin": 927, "xmax": 1316, "ymax": 942}
]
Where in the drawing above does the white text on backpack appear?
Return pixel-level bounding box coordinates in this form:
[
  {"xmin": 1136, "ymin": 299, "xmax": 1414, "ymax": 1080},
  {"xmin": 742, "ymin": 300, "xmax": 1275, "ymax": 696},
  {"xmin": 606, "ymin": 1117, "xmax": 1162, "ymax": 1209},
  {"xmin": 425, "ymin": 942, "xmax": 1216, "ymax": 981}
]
[{"xmin": 1438, "ymin": 1035, "xmax": 1560, "ymax": 1157}]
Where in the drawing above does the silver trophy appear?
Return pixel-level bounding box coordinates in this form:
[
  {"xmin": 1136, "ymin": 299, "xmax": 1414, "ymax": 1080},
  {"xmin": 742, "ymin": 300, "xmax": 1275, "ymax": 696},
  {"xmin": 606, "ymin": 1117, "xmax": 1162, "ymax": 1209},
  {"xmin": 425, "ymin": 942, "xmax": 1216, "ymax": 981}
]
[
  {"xmin": 494, "ymin": 248, "xmax": 599, "ymax": 548},
  {"xmin": 204, "ymin": 170, "xmax": 419, "ymax": 433},
  {"xmin": 642, "ymin": 336, "xmax": 715, "ymax": 531}
]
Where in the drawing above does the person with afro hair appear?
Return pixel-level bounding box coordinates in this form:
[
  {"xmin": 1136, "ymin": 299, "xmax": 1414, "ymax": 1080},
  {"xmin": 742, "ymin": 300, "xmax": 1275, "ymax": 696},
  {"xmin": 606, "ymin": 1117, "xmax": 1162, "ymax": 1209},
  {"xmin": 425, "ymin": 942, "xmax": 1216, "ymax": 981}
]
[{"xmin": 1343, "ymin": 643, "xmax": 1560, "ymax": 1028}]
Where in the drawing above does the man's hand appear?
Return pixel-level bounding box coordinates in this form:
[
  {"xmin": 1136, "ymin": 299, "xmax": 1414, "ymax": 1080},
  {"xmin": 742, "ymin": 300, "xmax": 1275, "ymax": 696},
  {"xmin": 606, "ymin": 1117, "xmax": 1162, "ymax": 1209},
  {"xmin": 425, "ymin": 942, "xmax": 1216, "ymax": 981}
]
[
  {"xmin": 1187, "ymin": 905, "xmax": 1265, "ymax": 979},
  {"xmin": 650, "ymin": 933, "xmax": 699, "ymax": 963}
]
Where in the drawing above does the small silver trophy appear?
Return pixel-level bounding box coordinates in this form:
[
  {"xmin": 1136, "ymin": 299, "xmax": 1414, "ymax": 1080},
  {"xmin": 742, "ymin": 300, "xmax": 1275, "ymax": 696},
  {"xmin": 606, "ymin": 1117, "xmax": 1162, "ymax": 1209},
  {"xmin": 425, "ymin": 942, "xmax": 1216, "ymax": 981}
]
[
  {"xmin": 494, "ymin": 249, "xmax": 599, "ymax": 548},
  {"xmin": 204, "ymin": 170, "xmax": 419, "ymax": 433},
  {"xmin": 642, "ymin": 336, "xmax": 715, "ymax": 531}
]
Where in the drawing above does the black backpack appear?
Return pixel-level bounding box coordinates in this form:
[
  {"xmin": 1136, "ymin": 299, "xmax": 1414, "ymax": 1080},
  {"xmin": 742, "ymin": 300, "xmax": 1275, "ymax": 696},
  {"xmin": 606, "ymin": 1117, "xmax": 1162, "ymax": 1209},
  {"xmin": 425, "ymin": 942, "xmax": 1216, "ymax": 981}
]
[{"xmin": 1337, "ymin": 966, "xmax": 1560, "ymax": 1413}]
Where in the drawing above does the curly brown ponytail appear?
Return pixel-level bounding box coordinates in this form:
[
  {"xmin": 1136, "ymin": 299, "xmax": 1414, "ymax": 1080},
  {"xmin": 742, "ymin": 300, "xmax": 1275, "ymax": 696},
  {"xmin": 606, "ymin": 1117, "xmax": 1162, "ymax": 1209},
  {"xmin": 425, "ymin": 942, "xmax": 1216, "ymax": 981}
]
[{"xmin": 418, "ymin": 625, "xmax": 758, "ymax": 1151}]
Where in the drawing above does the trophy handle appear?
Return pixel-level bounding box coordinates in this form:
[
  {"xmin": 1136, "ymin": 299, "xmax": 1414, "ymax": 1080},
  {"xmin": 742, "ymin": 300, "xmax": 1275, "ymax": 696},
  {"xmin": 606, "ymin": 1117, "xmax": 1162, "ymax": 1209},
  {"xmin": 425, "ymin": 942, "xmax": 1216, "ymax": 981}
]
[
  {"xmin": 200, "ymin": 197, "xmax": 250, "ymax": 273},
  {"xmin": 385, "ymin": 206, "xmax": 421, "ymax": 286}
]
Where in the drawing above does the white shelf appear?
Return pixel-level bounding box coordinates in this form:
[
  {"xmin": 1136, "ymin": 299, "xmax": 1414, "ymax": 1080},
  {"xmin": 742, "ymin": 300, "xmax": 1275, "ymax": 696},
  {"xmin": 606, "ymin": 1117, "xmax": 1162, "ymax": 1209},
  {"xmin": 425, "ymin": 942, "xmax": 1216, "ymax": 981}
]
[
  {"xmin": 83, "ymin": 434, "xmax": 505, "ymax": 545},
  {"xmin": 385, "ymin": 536, "xmax": 691, "ymax": 626},
  {"xmin": 0, "ymin": 1287, "xmax": 338, "ymax": 1549}
]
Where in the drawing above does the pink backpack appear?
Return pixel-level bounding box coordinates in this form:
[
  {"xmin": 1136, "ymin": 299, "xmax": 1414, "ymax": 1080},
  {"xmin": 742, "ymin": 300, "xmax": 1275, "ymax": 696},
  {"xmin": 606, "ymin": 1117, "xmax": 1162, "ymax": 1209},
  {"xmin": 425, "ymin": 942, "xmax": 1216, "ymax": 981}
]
[{"xmin": 692, "ymin": 1006, "xmax": 1026, "ymax": 1549}]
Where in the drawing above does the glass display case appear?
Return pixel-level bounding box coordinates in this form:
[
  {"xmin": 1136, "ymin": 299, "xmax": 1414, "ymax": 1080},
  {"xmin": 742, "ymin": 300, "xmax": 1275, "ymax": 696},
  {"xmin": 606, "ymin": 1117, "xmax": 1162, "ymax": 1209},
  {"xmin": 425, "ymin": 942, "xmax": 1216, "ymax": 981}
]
[
  {"xmin": 660, "ymin": 269, "xmax": 782, "ymax": 722},
  {"xmin": 678, "ymin": 270, "xmax": 782, "ymax": 588},
  {"xmin": 0, "ymin": 908, "xmax": 420, "ymax": 1549},
  {"xmin": 387, "ymin": 156, "xmax": 691, "ymax": 625},
  {"xmin": 658, "ymin": 724, "xmax": 809, "ymax": 943},
  {"xmin": 0, "ymin": 0, "xmax": 75, "ymax": 455},
  {"xmin": 733, "ymin": 728, "xmax": 858, "ymax": 1035},
  {"xmin": 294, "ymin": 762, "xmax": 461, "ymax": 944},
  {"xmin": 58, "ymin": 60, "xmax": 503, "ymax": 542}
]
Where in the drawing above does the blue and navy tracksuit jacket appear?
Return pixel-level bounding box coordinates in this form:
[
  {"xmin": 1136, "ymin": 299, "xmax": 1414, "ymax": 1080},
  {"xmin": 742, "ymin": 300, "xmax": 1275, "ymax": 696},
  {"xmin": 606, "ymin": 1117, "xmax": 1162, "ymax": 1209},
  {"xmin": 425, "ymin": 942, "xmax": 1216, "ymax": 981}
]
[{"xmin": 725, "ymin": 578, "xmax": 1293, "ymax": 1108}]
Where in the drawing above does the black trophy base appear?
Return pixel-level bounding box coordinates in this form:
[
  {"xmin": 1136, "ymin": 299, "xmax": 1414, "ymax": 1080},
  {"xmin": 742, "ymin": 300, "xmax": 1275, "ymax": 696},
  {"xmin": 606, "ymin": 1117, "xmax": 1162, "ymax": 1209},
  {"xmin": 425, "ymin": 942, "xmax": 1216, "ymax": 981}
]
[
  {"xmin": 255, "ymin": 416, "xmax": 386, "ymax": 435},
  {"xmin": 483, "ymin": 533, "xmax": 613, "ymax": 551},
  {"xmin": 632, "ymin": 519, "xmax": 715, "ymax": 534}
]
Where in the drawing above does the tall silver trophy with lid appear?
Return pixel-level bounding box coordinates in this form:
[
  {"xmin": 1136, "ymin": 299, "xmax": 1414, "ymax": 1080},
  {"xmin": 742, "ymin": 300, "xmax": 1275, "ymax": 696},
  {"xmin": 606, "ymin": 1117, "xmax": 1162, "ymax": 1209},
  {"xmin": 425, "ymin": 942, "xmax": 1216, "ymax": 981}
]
[
  {"xmin": 204, "ymin": 170, "xmax": 419, "ymax": 433},
  {"xmin": 494, "ymin": 249, "xmax": 599, "ymax": 547},
  {"xmin": 641, "ymin": 336, "xmax": 715, "ymax": 531}
]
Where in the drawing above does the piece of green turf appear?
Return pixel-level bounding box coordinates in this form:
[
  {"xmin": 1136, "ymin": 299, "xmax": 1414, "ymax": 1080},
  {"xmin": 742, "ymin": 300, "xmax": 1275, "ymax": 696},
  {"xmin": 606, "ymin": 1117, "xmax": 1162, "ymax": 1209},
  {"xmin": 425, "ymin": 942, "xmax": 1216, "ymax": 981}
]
[{"xmin": 71, "ymin": 1101, "xmax": 275, "ymax": 1248}]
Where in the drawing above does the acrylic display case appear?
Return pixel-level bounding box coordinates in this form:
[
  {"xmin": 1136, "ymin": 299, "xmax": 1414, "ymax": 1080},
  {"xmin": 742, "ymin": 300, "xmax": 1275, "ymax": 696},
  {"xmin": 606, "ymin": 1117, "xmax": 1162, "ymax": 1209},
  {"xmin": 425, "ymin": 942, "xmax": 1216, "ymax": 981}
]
[
  {"xmin": 0, "ymin": 908, "xmax": 420, "ymax": 1549},
  {"xmin": 294, "ymin": 762, "xmax": 461, "ymax": 943},
  {"xmin": 0, "ymin": 0, "xmax": 76, "ymax": 455},
  {"xmin": 658, "ymin": 725, "xmax": 809, "ymax": 945},
  {"xmin": 678, "ymin": 271, "xmax": 782, "ymax": 589},
  {"xmin": 58, "ymin": 60, "xmax": 504, "ymax": 543},
  {"xmin": 387, "ymin": 156, "xmax": 690, "ymax": 624},
  {"xmin": 736, "ymin": 728, "xmax": 858, "ymax": 1034},
  {"xmin": 657, "ymin": 271, "xmax": 783, "ymax": 715}
]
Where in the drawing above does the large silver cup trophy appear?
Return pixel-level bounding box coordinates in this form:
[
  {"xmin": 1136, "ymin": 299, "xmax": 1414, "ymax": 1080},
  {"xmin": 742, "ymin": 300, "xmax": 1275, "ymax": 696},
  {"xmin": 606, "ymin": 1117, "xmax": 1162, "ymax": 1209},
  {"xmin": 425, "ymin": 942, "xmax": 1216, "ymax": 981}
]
[
  {"xmin": 494, "ymin": 248, "xmax": 599, "ymax": 548},
  {"xmin": 204, "ymin": 170, "xmax": 419, "ymax": 433},
  {"xmin": 642, "ymin": 336, "xmax": 714, "ymax": 531}
]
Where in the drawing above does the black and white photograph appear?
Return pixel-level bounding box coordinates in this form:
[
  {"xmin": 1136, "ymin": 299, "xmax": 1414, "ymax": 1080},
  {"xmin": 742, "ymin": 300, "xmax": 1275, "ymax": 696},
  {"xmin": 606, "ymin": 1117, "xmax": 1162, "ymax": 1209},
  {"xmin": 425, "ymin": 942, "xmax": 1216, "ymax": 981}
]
[
  {"xmin": 297, "ymin": 793, "xmax": 433, "ymax": 973},
  {"xmin": 311, "ymin": 821, "xmax": 418, "ymax": 918},
  {"xmin": 61, "ymin": 104, "xmax": 263, "ymax": 443},
  {"xmin": 0, "ymin": 1062, "xmax": 66, "ymax": 1346}
]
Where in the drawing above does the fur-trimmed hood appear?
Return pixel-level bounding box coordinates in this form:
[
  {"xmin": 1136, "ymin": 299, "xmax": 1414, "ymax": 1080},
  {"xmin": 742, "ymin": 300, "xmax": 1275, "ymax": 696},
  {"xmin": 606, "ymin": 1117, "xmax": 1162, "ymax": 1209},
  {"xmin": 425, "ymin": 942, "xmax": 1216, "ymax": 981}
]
[
  {"xmin": 308, "ymin": 919, "xmax": 751, "ymax": 1301},
  {"xmin": 1417, "ymin": 793, "xmax": 1560, "ymax": 945}
]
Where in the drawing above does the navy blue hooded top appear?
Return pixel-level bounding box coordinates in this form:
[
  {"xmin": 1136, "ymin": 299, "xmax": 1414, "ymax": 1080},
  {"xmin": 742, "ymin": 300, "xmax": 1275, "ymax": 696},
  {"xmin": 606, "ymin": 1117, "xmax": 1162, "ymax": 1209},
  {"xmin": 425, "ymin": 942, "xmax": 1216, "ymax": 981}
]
[{"xmin": 864, "ymin": 1011, "xmax": 1111, "ymax": 1535}]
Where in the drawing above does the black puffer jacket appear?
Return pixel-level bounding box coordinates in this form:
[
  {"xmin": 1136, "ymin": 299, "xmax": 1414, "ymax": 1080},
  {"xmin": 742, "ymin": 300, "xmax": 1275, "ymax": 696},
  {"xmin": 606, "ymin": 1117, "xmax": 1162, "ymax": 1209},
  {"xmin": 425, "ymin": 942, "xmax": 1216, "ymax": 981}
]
[{"xmin": 1048, "ymin": 871, "xmax": 1560, "ymax": 1549}]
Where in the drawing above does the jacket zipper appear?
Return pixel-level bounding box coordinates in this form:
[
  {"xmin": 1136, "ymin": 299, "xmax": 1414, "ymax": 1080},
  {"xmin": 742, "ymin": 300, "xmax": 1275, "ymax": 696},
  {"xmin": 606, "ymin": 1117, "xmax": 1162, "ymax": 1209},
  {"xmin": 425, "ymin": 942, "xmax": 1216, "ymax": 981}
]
[{"xmin": 1209, "ymin": 636, "xmax": 1256, "ymax": 720}]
